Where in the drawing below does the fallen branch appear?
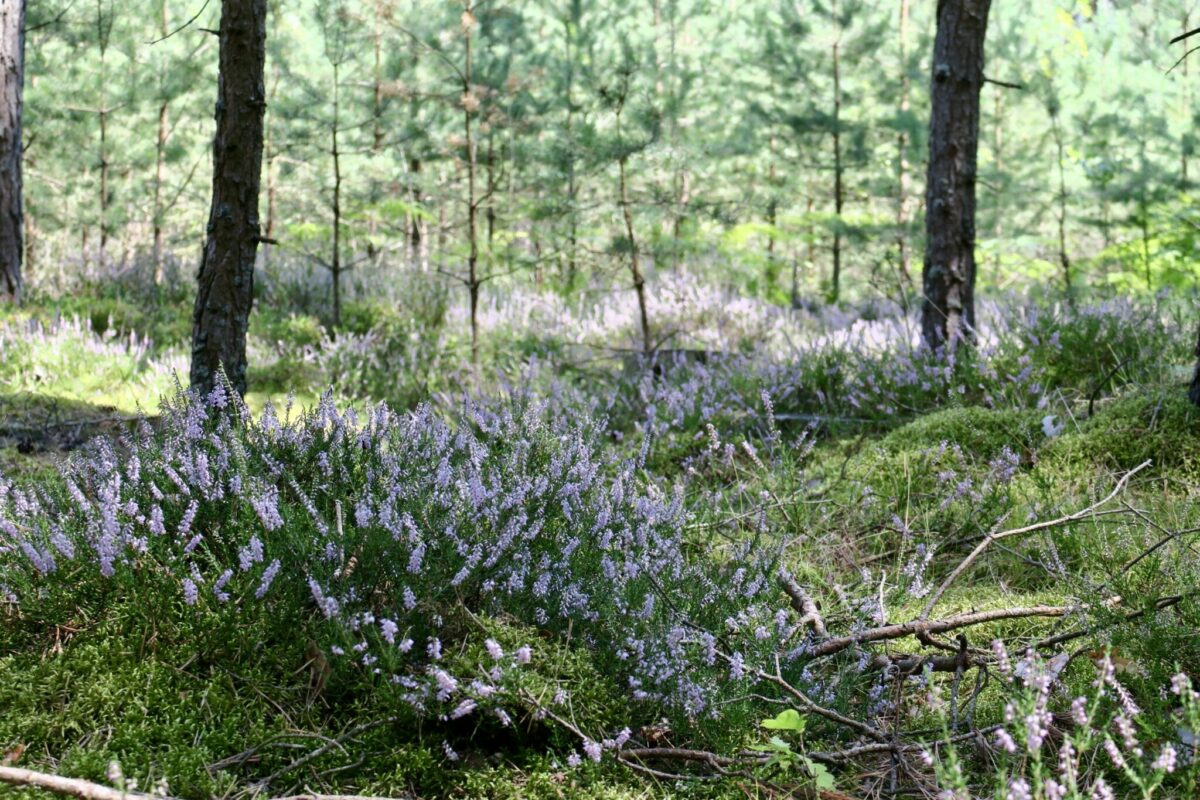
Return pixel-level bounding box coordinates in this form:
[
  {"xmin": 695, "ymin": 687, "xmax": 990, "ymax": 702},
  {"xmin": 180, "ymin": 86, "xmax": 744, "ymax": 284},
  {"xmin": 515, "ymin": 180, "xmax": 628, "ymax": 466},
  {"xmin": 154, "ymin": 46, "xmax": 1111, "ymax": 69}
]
[
  {"xmin": 782, "ymin": 572, "xmax": 828, "ymax": 637},
  {"xmin": 919, "ymin": 460, "xmax": 1151, "ymax": 619},
  {"xmin": 0, "ymin": 767, "xmax": 167, "ymax": 800},
  {"xmin": 0, "ymin": 767, "xmax": 414, "ymax": 800},
  {"xmin": 251, "ymin": 717, "xmax": 397, "ymax": 792},
  {"xmin": 806, "ymin": 605, "xmax": 1070, "ymax": 659}
]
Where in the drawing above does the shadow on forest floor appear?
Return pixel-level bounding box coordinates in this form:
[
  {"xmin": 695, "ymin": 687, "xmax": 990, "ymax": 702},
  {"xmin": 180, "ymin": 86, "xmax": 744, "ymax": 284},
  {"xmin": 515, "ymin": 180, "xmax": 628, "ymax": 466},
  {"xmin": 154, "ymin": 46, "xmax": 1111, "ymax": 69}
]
[{"xmin": 0, "ymin": 392, "xmax": 149, "ymax": 477}]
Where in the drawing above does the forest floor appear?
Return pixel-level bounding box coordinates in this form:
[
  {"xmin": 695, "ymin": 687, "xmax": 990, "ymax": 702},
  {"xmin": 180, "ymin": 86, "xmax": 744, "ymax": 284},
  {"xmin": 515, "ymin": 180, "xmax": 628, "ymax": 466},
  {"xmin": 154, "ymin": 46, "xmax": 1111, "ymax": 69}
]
[{"xmin": 3, "ymin": 277, "xmax": 1200, "ymax": 799}]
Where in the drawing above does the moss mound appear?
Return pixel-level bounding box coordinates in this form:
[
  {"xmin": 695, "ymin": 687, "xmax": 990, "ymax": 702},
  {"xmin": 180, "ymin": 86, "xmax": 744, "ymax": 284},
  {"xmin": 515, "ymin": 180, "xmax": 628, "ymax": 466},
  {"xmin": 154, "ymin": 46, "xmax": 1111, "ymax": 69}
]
[
  {"xmin": 1040, "ymin": 390, "xmax": 1200, "ymax": 474},
  {"xmin": 878, "ymin": 406, "xmax": 1044, "ymax": 459}
]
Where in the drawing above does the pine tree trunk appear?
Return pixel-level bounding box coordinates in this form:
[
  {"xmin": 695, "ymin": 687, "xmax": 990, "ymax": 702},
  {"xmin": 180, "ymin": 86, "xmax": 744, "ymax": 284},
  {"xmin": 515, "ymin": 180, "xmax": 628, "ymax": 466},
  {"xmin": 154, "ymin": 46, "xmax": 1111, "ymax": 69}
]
[
  {"xmin": 619, "ymin": 152, "xmax": 651, "ymax": 356},
  {"xmin": 463, "ymin": 2, "xmax": 480, "ymax": 365},
  {"xmin": 830, "ymin": 16, "xmax": 843, "ymax": 305},
  {"xmin": 0, "ymin": 0, "xmax": 23, "ymax": 303},
  {"xmin": 189, "ymin": 0, "xmax": 268, "ymax": 398},
  {"xmin": 920, "ymin": 0, "xmax": 991, "ymax": 352},
  {"xmin": 896, "ymin": 0, "xmax": 912, "ymax": 290}
]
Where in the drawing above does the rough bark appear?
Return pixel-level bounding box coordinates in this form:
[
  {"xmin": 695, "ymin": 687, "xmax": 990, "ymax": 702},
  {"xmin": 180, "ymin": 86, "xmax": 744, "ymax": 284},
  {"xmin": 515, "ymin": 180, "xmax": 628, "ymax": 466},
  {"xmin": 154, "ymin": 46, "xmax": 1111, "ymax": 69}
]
[
  {"xmin": 0, "ymin": 0, "xmax": 22, "ymax": 303},
  {"xmin": 1190, "ymin": 324, "xmax": 1200, "ymax": 406},
  {"xmin": 189, "ymin": 0, "xmax": 268, "ymax": 398},
  {"xmin": 920, "ymin": 0, "xmax": 991, "ymax": 352}
]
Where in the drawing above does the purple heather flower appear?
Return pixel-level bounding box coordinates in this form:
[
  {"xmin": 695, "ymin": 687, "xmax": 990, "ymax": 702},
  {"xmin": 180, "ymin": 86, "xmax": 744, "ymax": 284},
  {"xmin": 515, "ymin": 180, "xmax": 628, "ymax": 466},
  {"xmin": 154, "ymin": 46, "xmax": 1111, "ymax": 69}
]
[
  {"xmin": 514, "ymin": 645, "xmax": 532, "ymax": 665},
  {"xmin": 255, "ymin": 560, "xmax": 281, "ymax": 599},
  {"xmin": 238, "ymin": 535, "xmax": 264, "ymax": 571},
  {"xmin": 485, "ymin": 639, "xmax": 504, "ymax": 660},
  {"xmin": 432, "ymin": 668, "xmax": 458, "ymax": 698},
  {"xmin": 583, "ymin": 740, "xmax": 602, "ymax": 762},
  {"xmin": 1103, "ymin": 738, "xmax": 1126, "ymax": 769},
  {"xmin": 449, "ymin": 699, "xmax": 476, "ymax": 720},
  {"xmin": 1006, "ymin": 778, "xmax": 1031, "ymax": 800},
  {"xmin": 213, "ymin": 569, "xmax": 233, "ymax": 603},
  {"xmin": 182, "ymin": 578, "xmax": 199, "ymax": 606},
  {"xmin": 1152, "ymin": 743, "xmax": 1178, "ymax": 773}
]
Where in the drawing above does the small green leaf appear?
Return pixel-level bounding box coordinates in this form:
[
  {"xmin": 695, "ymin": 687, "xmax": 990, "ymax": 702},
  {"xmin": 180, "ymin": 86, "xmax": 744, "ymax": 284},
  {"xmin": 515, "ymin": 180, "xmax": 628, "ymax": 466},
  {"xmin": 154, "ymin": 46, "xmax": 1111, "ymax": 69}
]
[
  {"xmin": 809, "ymin": 761, "xmax": 835, "ymax": 790},
  {"xmin": 761, "ymin": 709, "xmax": 806, "ymax": 732}
]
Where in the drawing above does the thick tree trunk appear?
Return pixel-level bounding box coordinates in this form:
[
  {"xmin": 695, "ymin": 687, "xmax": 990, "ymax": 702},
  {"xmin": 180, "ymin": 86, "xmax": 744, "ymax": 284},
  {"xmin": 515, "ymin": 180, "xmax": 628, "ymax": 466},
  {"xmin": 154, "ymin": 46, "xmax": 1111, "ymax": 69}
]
[
  {"xmin": 920, "ymin": 0, "xmax": 991, "ymax": 352},
  {"xmin": 1190, "ymin": 323, "xmax": 1200, "ymax": 406},
  {"xmin": 0, "ymin": 0, "xmax": 23, "ymax": 303},
  {"xmin": 189, "ymin": 0, "xmax": 268, "ymax": 398}
]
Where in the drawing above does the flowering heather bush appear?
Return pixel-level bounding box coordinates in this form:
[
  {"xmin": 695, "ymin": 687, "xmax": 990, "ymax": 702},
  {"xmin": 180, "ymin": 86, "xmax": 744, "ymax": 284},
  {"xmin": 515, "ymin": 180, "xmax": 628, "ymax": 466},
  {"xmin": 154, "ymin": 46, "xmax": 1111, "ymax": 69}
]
[
  {"xmin": 930, "ymin": 647, "xmax": 1200, "ymax": 799},
  {"xmin": 0, "ymin": 386, "xmax": 793, "ymax": 730},
  {"xmin": 0, "ymin": 315, "xmax": 183, "ymax": 407}
]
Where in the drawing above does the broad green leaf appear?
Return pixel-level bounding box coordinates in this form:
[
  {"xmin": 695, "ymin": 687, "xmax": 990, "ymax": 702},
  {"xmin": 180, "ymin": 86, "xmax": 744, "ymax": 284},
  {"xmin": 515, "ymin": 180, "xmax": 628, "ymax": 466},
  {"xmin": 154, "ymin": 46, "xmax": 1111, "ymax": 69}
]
[{"xmin": 761, "ymin": 709, "xmax": 806, "ymax": 732}]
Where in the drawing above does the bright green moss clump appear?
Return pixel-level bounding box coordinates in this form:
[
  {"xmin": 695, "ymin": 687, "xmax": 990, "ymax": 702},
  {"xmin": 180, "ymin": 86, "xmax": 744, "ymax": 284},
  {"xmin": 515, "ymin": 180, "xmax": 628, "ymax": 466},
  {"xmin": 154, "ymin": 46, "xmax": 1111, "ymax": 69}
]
[
  {"xmin": 1041, "ymin": 390, "xmax": 1200, "ymax": 474},
  {"xmin": 878, "ymin": 406, "xmax": 1045, "ymax": 459}
]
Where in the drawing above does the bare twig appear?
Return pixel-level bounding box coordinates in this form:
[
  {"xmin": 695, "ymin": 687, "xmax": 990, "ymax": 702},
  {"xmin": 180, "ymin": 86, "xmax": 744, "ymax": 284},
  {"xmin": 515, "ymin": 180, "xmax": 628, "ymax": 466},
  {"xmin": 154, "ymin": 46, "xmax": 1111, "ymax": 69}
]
[
  {"xmin": 0, "ymin": 768, "xmax": 414, "ymax": 800},
  {"xmin": 806, "ymin": 605, "xmax": 1071, "ymax": 659},
  {"xmin": 251, "ymin": 718, "xmax": 397, "ymax": 792},
  {"xmin": 781, "ymin": 573, "xmax": 828, "ymax": 637},
  {"xmin": 919, "ymin": 460, "xmax": 1150, "ymax": 619},
  {"xmin": 0, "ymin": 767, "xmax": 170, "ymax": 800}
]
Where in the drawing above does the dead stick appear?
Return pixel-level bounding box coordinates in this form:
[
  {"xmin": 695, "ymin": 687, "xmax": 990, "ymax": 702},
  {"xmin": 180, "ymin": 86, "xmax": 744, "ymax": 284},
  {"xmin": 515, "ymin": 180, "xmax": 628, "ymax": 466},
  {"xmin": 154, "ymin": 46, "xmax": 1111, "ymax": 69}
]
[
  {"xmin": 919, "ymin": 460, "xmax": 1150, "ymax": 619},
  {"xmin": 807, "ymin": 605, "xmax": 1070, "ymax": 659},
  {"xmin": 0, "ymin": 767, "xmax": 413, "ymax": 800}
]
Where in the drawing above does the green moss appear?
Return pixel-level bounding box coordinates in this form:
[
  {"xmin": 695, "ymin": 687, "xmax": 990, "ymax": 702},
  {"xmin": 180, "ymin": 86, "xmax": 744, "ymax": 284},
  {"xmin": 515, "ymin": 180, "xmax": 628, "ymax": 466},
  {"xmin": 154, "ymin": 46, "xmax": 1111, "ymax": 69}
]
[
  {"xmin": 878, "ymin": 406, "xmax": 1044, "ymax": 459},
  {"xmin": 1040, "ymin": 390, "xmax": 1200, "ymax": 474}
]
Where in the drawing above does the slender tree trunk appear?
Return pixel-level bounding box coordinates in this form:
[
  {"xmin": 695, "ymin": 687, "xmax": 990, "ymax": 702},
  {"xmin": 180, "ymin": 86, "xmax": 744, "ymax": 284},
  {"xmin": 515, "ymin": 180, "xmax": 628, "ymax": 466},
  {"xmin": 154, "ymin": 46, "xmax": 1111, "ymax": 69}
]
[
  {"xmin": 619, "ymin": 151, "xmax": 651, "ymax": 355},
  {"xmin": 189, "ymin": 0, "xmax": 268, "ymax": 398},
  {"xmin": 372, "ymin": 0, "xmax": 384, "ymax": 152},
  {"xmin": 0, "ymin": 0, "xmax": 21, "ymax": 303},
  {"xmin": 896, "ymin": 0, "xmax": 912, "ymax": 289},
  {"xmin": 98, "ymin": 106, "xmax": 109, "ymax": 260},
  {"xmin": 830, "ymin": 15, "xmax": 843, "ymax": 304},
  {"xmin": 920, "ymin": 0, "xmax": 991, "ymax": 352},
  {"xmin": 330, "ymin": 60, "xmax": 342, "ymax": 327},
  {"xmin": 766, "ymin": 136, "xmax": 777, "ymax": 265},
  {"xmin": 562, "ymin": 10, "xmax": 578, "ymax": 287},
  {"xmin": 485, "ymin": 129, "xmax": 496, "ymax": 245},
  {"xmin": 409, "ymin": 156, "xmax": 422, "ymax": 268},
  {"xmin": 153, "ymin": 98, "xmax": 168, "ymax": 285},
  {"xmin": 1050, "ymin": 109, "xmax": 1072, "ymax": 300},
  {"xmin": 463, "ymin": 2, "xmax": 481, "ymax": 364},
  {"xmin": 96, "ymin": 1, "xmax": 110, "ymax": 264}
]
